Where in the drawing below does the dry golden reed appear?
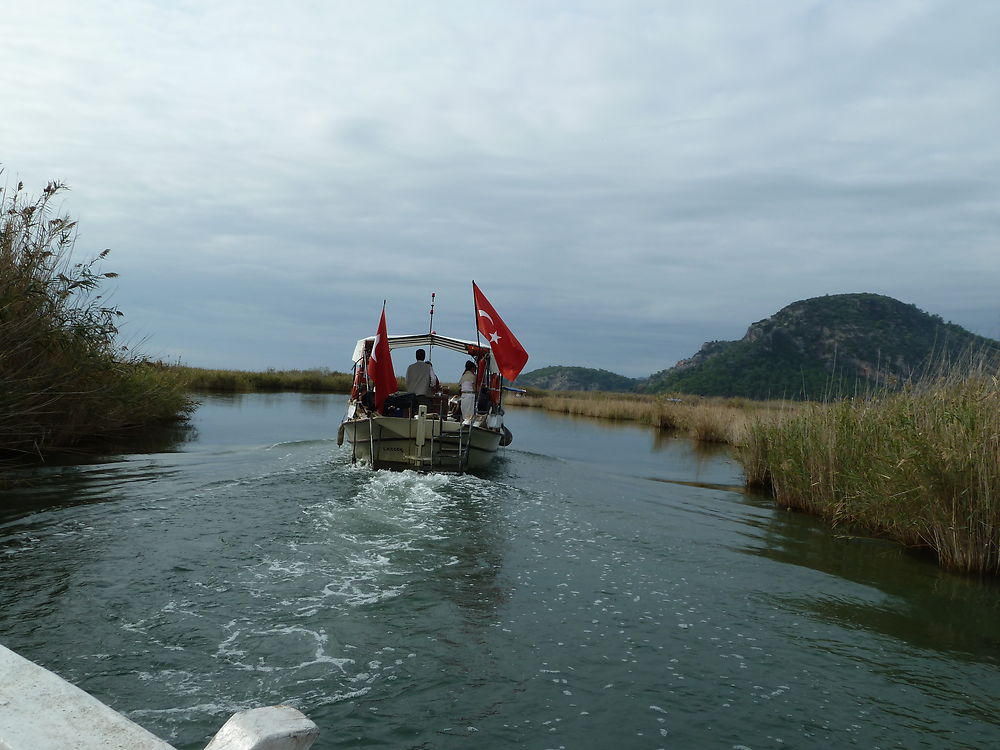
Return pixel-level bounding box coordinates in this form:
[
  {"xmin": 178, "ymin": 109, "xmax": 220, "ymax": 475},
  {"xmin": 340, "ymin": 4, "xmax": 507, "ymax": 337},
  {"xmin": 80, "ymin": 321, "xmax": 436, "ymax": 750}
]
[{"xmin": 509, "ymin": 391, "xmax": 795, "ymax": 446}]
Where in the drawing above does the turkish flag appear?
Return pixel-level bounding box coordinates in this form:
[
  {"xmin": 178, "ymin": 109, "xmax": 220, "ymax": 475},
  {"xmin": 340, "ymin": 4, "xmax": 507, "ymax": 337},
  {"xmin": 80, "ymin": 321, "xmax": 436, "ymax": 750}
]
[
  {"xmin": 472, "ymin": 282, "xmax": 528, "ymax": 382},
  {"xmin": 368, "ymin": 305, "xmax": 397, "ymax": 411}
]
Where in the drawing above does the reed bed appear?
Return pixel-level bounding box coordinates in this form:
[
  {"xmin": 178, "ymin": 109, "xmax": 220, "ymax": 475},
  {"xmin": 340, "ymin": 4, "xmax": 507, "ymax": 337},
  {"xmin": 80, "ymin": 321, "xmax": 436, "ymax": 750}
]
[
  {"xmin": 740, "ymin": 366, "xmax": 1000, "ymax": 576},
  {"xmin": 169, "ymin": 365, "xmax": 354, "ymax": 393},
  {"xmin": 1, "ymin": 178, "xmax": 190, "ymax": 468},
  {"xmin": 509, "ymin": 391, "xmax": 796, "ymax": 446}
]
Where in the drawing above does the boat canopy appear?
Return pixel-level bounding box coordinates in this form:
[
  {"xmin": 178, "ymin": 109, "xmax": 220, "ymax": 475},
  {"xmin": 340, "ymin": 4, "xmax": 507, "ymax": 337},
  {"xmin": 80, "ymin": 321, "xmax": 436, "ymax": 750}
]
[{"xmin": 351, "ymin": 333, "xmax": 498, "ymax": 373}]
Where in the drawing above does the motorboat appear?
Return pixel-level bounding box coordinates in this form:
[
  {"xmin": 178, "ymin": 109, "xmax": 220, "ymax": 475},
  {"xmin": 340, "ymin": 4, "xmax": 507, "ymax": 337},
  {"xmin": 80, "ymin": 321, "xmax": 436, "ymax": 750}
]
[{"xmin": 338, "ymin": 285, "xmax": 527, "ymax": 473}]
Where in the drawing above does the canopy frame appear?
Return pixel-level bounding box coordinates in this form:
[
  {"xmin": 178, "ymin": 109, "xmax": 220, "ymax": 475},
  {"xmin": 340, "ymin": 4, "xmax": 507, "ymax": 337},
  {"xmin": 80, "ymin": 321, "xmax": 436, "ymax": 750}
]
[{"xmin": 351, "ymin": 333, "xmax": 498, "ymax": 374}]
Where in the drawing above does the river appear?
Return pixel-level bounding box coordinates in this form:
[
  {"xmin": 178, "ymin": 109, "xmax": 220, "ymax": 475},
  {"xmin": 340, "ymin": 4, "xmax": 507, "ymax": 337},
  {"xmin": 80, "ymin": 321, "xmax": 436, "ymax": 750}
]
[{"xmin": 1, "ymin": 393, "xmax": 998, "ymax": 749}]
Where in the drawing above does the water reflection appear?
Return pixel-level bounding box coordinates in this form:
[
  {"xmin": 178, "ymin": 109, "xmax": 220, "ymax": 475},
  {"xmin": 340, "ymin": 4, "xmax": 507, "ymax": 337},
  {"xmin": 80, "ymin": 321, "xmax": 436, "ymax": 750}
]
[
  {"xmin": 0, "ymin": 421, "xmax": 194, "ymax": 520},
  {"xmin": 650, "ymin": 428, "xmax": 730, "ymax": 458},
  {"xmin": 299, "ymin": 393, "xmax": 342, "ymax": 413},
  {"xmin": 430, "ymin": 491, "xmax": 508, "ymax": 627},
  {"xmin": 739, "ymin": 502, "xmax": 1000, "ymax": 662},
  {"xmin": 508, "ymin": 406, "xmax": 743, "ymax": 490},
  {"xmin": 786, "ymin": 590, "xmax": 1000, "ymax": 663}
]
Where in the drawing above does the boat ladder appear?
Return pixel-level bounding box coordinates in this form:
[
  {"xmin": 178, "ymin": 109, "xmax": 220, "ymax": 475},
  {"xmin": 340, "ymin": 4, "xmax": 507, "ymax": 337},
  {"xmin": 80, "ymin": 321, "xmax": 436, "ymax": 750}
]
[{"xmin": 436, "ymin": 424, "xmax": 472, "ymax": 472}]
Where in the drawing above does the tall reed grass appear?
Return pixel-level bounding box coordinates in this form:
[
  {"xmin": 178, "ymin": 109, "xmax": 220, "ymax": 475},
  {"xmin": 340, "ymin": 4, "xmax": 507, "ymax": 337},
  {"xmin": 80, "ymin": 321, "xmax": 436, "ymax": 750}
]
[
  {"xmin": 1, "ymin": 177, "xmax": 190, "ymax": 467},
  {"xmin": 740, "ymin": 361, "xmax": 1000, "ymax": 576},
  {"xmin": 169, "ymin": 365, "xmax": 354, "ymax": 393}
]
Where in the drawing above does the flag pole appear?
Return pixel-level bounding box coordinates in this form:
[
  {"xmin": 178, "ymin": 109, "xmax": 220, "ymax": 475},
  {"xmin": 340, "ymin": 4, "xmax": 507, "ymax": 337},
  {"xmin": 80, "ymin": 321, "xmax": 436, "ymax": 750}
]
[
  {"xmin": 471, "ymin": 280, "xmax": 494, "ymax": 411},
  {"xmin": 368, "ymin": 301, "xmax": 385, "ymax": 466},
  {"xmin": 471, "ymin": 281, "xmax": 483, "ymax": 350}
]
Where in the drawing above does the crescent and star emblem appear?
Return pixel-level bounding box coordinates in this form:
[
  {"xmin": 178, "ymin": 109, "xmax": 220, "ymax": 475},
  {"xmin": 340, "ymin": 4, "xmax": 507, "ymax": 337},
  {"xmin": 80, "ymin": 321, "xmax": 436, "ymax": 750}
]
[{"xmin": 478, "ymin": 309, "xmax": 502, "ymax": 344}]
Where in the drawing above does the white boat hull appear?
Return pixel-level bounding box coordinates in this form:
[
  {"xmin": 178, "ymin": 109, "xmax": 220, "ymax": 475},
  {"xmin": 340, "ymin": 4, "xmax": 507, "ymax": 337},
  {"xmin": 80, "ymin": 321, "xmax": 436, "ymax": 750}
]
[{"xmin": 341, "ymin": 413, "xmax": 503, "ymax": 472}]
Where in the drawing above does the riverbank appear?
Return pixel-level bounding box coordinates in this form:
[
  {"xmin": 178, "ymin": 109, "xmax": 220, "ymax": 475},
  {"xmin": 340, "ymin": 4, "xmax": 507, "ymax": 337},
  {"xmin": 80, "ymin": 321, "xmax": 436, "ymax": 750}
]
[
  {"xmin": 510, "ymin": 379, "xmax": 1000, "ymax": 576},
  {"xmin": 739, "ymin": 369, "xmax": 1000, "ymax": 576},
  {"xmin": 164, "ymin": 364, "xmax": 354, "ymax": 393},
  {"xmin": 1, "ymin": 179, "xmax": 191, "ymax": 470},
  {"xmin": 508, "ymin": 390, "xmax": 797, "ymax": 445}
]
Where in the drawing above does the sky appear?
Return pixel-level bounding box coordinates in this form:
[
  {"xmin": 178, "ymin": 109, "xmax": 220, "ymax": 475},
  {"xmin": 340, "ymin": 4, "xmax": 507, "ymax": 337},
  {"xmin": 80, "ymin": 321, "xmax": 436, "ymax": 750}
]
[{"xmin": 3, "ymin": 0, "xmax": 999, "ymax": 378}]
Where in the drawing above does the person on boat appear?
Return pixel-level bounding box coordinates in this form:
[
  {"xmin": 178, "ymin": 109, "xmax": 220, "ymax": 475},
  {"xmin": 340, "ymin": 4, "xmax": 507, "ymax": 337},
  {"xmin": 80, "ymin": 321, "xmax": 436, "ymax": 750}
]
[
  {"xmin": 459, "ymin": 360, "xmax": 477, "ymax": 423},
  {"xmin": 357, "ymin": 381, "xmax": 375, "ymax": 411},
  {"xmin": 406, "ymin": 349, "xmax": 439, "ymax": 406}
]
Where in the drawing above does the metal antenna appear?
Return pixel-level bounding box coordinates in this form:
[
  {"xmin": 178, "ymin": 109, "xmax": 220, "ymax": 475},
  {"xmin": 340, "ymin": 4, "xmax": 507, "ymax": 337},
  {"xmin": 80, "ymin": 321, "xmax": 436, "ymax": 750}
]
[{"xmin": 427, "ymin": 292, "xmax": 436, "ymax": 360}]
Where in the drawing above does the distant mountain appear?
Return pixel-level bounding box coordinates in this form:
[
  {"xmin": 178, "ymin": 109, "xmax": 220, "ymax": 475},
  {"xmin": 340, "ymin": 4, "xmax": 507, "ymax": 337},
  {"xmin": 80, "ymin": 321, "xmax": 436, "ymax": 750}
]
[
  {"xmin": 518, "ymin": 294, "xmax": 998, "ymax": 400},
  {"xmin": 517, "ymin": 365, "xmax": 639, "ymax": 393},
  {"xmin": 641, "ymin": 293, "xmax": 999, "ymax": 399}
]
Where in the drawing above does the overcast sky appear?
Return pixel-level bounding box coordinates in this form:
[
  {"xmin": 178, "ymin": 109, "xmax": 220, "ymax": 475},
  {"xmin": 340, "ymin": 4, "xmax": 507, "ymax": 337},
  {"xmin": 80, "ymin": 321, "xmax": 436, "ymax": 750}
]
[{"xmin": 4, "ymin": 1, "xmax": 999, "ymax": 378}]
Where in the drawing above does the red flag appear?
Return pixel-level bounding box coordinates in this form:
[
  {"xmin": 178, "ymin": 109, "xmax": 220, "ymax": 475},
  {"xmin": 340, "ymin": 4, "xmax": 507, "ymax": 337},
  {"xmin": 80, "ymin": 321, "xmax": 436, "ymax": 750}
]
[
  {"xmin": 368, "ymin": 305, "xmax": 396, "ymax": 411},
  {"xmin": 472, "ymin": 282, "xmax": 528, "ymax": 382}
]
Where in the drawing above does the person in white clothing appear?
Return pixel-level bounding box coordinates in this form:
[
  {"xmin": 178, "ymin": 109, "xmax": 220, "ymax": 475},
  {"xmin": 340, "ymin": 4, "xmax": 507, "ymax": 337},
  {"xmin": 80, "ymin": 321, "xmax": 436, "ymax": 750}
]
[{"xmin": 459, "ymin": 360, "xmax": 477, "ymax": 422}]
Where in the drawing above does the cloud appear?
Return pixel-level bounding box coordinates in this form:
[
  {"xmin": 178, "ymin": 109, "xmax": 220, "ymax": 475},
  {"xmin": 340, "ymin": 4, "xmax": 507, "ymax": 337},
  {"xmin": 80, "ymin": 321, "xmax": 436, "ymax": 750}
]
[{"xmin": 4, "ymin": 1, "xmax": 998, "ymax": 377}]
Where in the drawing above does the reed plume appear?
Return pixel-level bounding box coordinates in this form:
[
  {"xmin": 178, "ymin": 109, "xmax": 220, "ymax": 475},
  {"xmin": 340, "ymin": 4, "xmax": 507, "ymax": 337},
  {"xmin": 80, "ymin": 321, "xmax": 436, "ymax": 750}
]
[{"xmin": 1, "ymin": 176, "xmax": 190, "ymax": 467}]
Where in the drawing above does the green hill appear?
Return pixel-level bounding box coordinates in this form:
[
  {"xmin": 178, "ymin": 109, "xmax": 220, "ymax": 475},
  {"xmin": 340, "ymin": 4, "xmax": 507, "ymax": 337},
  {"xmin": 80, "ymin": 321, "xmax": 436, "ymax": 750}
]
[
  {"xmin": 517, "ymin": 365, "xmax": 638, "ymax": 392},
  {"xmin": 641, "ymin": 293, "xmax": 999, "ymax": 399}
]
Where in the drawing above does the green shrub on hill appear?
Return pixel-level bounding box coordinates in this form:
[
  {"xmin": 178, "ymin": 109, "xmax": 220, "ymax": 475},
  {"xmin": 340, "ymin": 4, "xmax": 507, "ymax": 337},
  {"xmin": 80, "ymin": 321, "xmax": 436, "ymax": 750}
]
[{"xmin": 516, "ymin": 365, "xmax": 638, "ymax": 392}]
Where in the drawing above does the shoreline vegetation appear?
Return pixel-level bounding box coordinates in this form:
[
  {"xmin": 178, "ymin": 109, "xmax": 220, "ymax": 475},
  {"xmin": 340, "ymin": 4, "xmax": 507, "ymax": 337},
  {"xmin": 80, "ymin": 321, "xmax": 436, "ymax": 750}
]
[
  {"xmin": 1, "ymin": 178, "xmax": 190, "ymax": 470},
  {"xmin": 510, "ymin": 365, "xmax": 1000, "ymax": 577},
  {"xmin": 740, "ymin": 364, "xmax": 1000, "ymax": 577},
  {"xmin": 508, "ymin": 390, "xmax": 794, "ymax": 446},
  {"xmin": 164, "ymin": 364, "xmax": 354, "ymax": 394}
]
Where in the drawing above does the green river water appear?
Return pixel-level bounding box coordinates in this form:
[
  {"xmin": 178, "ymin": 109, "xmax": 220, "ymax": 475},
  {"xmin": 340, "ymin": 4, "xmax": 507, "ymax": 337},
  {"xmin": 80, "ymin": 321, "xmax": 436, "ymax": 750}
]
[{"xmin": 1, "ymin": 393, "xmax": 998, "ymax": 749}]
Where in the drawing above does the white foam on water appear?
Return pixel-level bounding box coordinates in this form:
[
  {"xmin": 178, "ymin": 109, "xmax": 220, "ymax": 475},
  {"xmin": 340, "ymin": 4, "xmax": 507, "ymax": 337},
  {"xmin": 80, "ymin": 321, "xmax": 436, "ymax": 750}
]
[
  {"xmin": 134, "ymin": 669, "xmax": 202, "ymax": 696},
  {"xmin": 328, "ymin": 687, "xmax": 372, "ymax": 702},
  {"xmin": 181, "ymin": 466, "xmax": 522, "ymax": 716},
  {"xmin": 128, "ymin": 700, "xmax": 256, "ymax": 719},
  {"xmin": 95, "ymin": 458, "xmax": 543, "ymax": 743},
  {"xmin": 214, "ymin": 620, "xmax": 355, "ymax": 674},
  {"xmin": 250, "ymin": 470, "xmax": 485, "ymax": 615}
]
